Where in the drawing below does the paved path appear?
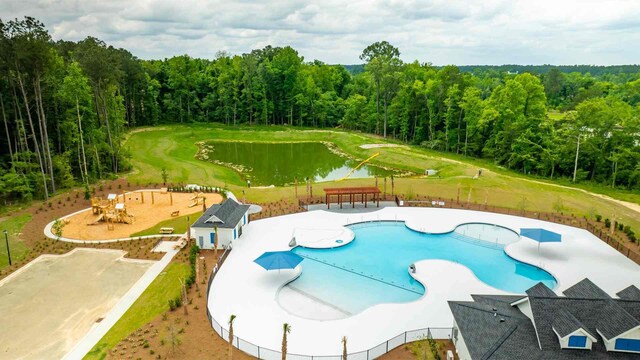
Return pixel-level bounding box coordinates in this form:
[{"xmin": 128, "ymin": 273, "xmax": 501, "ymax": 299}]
[{"xmin": 62, "ymin": 243, "xmax": 181, "ymax": 360}]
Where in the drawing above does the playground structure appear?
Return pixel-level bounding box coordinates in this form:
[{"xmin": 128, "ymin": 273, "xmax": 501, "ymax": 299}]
[
  {"xmin": 89, "ymin": 194, "xmax": 135, "ymax": 226},
  {"xmin": 337, "ymin": 153, "xmax": 380, "ymax": 181},
  {"xmin": 61, "ymin": 190, "xmax": 223, "ymax": 241},
  {"xmin": 188, "ymin": 192, "xmax": 206, "ymax": 208}
]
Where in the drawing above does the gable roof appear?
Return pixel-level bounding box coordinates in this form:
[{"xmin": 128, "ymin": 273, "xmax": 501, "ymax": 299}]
[
  {"xmin": 552, "ymin": 308, "xmax": 596, "ymax": 339},
  {"xmin": 563, "ymin": 278, "xmax": 611, "ymax": 299},
  {"xmin": 526, "ymin": 282, "xmax": 557, "ymax": 298},
  {"xmin": 595, "ymin": 301, "xmax": 640, "ymax": 340},
  {"xmin": 192, "ymin": 198, "xmax": 250, "ymax": 229},
  {"xmin": 450, "ymin": 279, "xmax": 640, "ymax": 359},
  {"xmin": 616, "ymin": 285, "xmax": 640, "ymax": 301}
]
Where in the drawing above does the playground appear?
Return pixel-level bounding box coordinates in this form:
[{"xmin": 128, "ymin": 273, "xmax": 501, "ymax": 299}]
[
  {"xmin": 60, "ymin": 190, "xmax": 223, "ymax": 241},
  {"xmin": 0, "ymin": 249, "xmax": 153, "ymax": 360}
]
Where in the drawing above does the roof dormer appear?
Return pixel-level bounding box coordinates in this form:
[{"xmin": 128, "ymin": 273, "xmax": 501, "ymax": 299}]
[{"xmin": 552, "ymin": 309, "xmax": 597, "ymax": 350}]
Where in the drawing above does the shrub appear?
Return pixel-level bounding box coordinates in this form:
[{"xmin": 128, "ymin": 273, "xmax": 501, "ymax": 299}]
[
  {"xmin": 605, "ymin": 218, "xmax": 611, "ymax": 228},
  {"xmin": 595, "ymin": 214, "xmax": 602, "ymax": 222},
  {"xmin": 623, "ymin": 225, "xmax": 631, "ymax": 234},
  {"xmin": 168, "ymin": 299, "xmax": 177, "ymax": 311},
  {"xmin": 618, "ymin": 223, "xmax": 624, "ymax": 231},
  {"xmin": 174, "ymin": 295, "xmax": 182, "ymax": 308}
]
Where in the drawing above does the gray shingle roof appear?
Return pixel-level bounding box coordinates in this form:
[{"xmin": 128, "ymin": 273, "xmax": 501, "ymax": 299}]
[
  {"xmin": 449, "ymin": 279, "xmax": 640, "ymax": 360},
  {"xmin": 616, "ymin": 285, "xmax": 640, "ymax": 301},
  {"xmin": 552, "ymin": 308, "xmax": 596, "ymax": 339},
  {"xmin": 526, "ymin": 282, "xmax": 557, "ymax": 298},
  {"xmin": 595, "ymin": 301, "xmax": 640, "ymax": 340},
  {"xmin": 192, "ymin": 198, "xmax": 250, "ymax": 229},
  {"xmin": 563, "ymin": 278, "xmax": 611, "ymax": 299}
]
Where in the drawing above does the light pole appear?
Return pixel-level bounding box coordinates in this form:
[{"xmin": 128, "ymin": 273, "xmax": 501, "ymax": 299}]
[
  {"xmin": 572, "ymin": 133, "xmax": 581, "ymax": 183},
  {"xmin": 3, "ymin": 230, "xmax": 11, "ymax": 266}
]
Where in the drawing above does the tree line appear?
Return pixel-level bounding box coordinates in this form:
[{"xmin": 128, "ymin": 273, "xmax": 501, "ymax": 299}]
[{"xmin": 1, "ymin": 16, "xmax": 639, "ymax": 203}]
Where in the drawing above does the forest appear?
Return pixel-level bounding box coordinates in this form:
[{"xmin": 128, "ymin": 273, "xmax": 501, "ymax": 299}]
[{"xmin": 1, "ymin": 17, "xmax": 639, "ymax": 203}]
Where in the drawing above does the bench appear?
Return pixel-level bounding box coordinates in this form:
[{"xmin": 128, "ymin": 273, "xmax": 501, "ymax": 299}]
[{"xmin": 159, "ymin": 227, "xmax": 174, "ymax": 234}]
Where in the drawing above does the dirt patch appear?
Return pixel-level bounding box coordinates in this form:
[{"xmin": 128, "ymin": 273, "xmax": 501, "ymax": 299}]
[
  {"xmin": 378, "ymin": 340, "xmax": 457, "ymax": 360},
  {"xmin": 106, "ymin": 250, "xmax": 254, "ymax": 360},
  {"xmin": 0, "ymin": 249, "xmax": 152, "ymax": 360},
  {"xmin": 61, "ymin": 191, "xmax": 222, "ymax": 241},
  {"xmin": 359, "ymin": 143, "xmax": 406, "ymax": 149}
]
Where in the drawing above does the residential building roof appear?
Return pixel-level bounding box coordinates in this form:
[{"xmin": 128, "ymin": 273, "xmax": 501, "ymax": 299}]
[
  {"xmin": 563, "ymin": 278, "xmax": 611, "ymax": 299},
  {"xmin": 192, "ymin": 198, "xmax": 250, "ymax": 229},
  {"xmin": 449, "ymin": 279, "xmax": 640, "ymax": 359},
  {"xmin": 616, "ymin": 285, "xmax": 640, "ymax": 301}
]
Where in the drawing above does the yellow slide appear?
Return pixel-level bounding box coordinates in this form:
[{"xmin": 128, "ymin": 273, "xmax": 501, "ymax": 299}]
[{"xmin": 337, "ymin": 153, "xmax": 380, "ymax": 181}]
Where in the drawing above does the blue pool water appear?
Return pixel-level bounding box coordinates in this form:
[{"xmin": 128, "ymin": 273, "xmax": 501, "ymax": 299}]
[{"xmin": 288, "ymin": 221, "xmax": 556, "ymax": 315}]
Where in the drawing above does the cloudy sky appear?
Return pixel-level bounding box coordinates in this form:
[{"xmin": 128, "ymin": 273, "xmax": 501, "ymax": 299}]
[{"xmin": 2, "ymin": 0, "xmax": 640, "ymax": 65}]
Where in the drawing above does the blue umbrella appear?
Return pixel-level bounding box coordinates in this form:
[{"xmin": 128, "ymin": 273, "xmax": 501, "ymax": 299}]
[
  {"xmin": 520, "ymin": 228, "xmax": 562, "ymax": 254},
  {"xmin": 254, "ymin": 251, "xmax": 303, "ymax": 271}
]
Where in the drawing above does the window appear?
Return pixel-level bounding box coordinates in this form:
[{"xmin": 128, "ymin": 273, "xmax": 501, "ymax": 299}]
[
  {"xmin": 568, "ymin": 335, "xmax": 587, "ymax": 348},
  {"xmin": 210, "ymin": 232, "xmax": 215, "ymax": 244},
  {"xmin": 234, "ymin": 228, "xmax": 237, "ymax": 239},
  {"xmin": 198, "ymin": 236, "xmax": 203, "ymax": 248},
  {"xmin": 615, "ymin": 338, "xmax": 640, "ymax": 352}
]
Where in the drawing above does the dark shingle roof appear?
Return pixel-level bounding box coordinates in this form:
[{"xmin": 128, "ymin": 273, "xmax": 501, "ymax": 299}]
[
  {"xmin": 563, "ymin": 278, "xmax": 611, "ymax": 299},
  {"xmin": 192, "ymin": 199, "xmax": 250, "ymax": 229},
  {"xmin": 552, "ymin": 308, "xmax": 596, "ymax": 338},
  {"xmin": 450, "ymin": 279, "xmax": 640, "ymax": 360},
  {"xmin": 617, "ymin": 285, "xmax": 640, "ymax": 301},
  {"xmin": 526, "ymin": 282, "xmax": 557, "ymax": 298},
  {"xmin": 595, "ymin": 301, "xmax": 640, "ymax": 340}
]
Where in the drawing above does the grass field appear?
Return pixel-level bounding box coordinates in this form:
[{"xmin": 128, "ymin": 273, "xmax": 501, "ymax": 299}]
[
  {"xmin": 0, "ymin": 214, "xmax": 32, "ymax": 269},
  {"xmin": 84, "ymin": 261, "xmax": 190, "ymax": 360},
  {"xmin": 130, "ymin": 211, "xmax": 203, "ymax": 237},
  {"xmin": 124, "ymin": 124, "xmax": 640, "ymax": 231}
]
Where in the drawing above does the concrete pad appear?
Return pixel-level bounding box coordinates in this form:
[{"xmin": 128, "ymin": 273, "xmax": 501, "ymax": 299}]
[{"xmin": 0, "ymin": 249, "xmax": 153, "ymax": 360}]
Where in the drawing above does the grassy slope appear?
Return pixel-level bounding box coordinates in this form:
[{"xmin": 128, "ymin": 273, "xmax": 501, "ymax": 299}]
[
  {"xmin": 84, "ymin": 262, "xmax": 190, "ymax": 360},
  {"xmin": 0, "ymin": 214, "xmax": 32, "ymax": 269},
  {"xmin": 123, "ymin": 124, "xmax": 640, "ymax": 231},
  {"xmin": 130, "ymin": 211, "xmax": 202, "ymax": 237}
]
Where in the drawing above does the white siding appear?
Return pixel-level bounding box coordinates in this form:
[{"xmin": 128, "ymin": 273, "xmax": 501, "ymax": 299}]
[{"xmin": 453, "ymin": 320, "xmax": 472, "ymax": 360}]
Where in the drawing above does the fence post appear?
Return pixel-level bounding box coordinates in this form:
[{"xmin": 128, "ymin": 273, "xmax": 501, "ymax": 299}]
[{"xmin": 404, "ymin": 331, "xmax": 407, "ymax": 343}]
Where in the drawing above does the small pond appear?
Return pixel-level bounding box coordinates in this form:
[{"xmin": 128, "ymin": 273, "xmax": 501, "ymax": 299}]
[{"xmin": 198, "ymin": 141, "xmax": 395, "ymax": 186}]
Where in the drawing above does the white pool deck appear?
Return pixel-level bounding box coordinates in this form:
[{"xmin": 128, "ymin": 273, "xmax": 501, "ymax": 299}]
[{"xmin": 208, "ymin": 207, "xmax": 640, "ymax": 357}]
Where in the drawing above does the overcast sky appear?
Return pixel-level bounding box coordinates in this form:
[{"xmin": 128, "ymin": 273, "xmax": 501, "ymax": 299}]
[{"xmin": 2, "ymin": 0, "xmax": 640, "ymax": 65}]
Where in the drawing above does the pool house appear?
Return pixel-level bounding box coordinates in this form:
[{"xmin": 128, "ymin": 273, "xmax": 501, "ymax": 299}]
[{"xmin": 192, "ymin": 198, "xmax": 250, "ymax": 249}]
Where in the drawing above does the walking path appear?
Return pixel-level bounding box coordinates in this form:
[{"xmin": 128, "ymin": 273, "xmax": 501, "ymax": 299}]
[{"xmin": 62, "ymin": 243, "xmax": 181, "ymax": 360}]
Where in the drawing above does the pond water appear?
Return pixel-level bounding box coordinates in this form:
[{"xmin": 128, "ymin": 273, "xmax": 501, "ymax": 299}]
[{"xmin": 202, "ymin": 141, "xmax": 394, "ymax": 186}]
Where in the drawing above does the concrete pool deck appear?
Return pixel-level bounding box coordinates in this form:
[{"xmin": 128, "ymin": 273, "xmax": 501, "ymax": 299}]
[{"xmin": 207, "ymin": 207, "xmax": 640, "ymax": 357}]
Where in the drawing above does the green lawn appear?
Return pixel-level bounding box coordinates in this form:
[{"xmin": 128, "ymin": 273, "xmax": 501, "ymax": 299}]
[
  {"xmin": 0, "ymin": 214, "xmax": 31, "ymax": 269},
  {"xmin": 130, "ymin": 211, "xmax": 202, "ymax": 237},
  {"xmin": 84, "ymin": 262, "xmax": 190, "ymax": 360},
  {"xmin": 123, "ymin": 124, "xmax": 640, "ymax": 231}
]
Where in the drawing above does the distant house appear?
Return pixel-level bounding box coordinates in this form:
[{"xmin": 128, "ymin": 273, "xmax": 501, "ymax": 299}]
[
  {"xmin": 191, "ymin": 198, "xmax": 250, "ymax": 249},
  {"xmin": 449, "ymin": 278, "xmax": 640, "ymax": 359}
]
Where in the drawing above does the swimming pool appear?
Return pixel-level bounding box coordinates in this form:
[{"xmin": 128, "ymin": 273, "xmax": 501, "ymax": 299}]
[{"xmin": 284, "ymin": 221, "xmax": 556, "ymax": 316}]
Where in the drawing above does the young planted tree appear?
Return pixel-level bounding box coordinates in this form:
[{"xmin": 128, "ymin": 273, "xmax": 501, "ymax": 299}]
[
  {"xmin": 342, "ymin": 336, "xmax": 347, "ymax": 360},
  {"xmin": 228, "ymin": 314, "xmax": 236, "ymax": 360},
  {"xmin": 282, "ymin": 323, "xmax": 291, "ymax": 360}
]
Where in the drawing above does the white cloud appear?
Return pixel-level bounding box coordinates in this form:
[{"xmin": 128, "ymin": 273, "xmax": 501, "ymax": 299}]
[{"xmin": 1, "ymin": 0, "xmax": 639, "ymax": 64}]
